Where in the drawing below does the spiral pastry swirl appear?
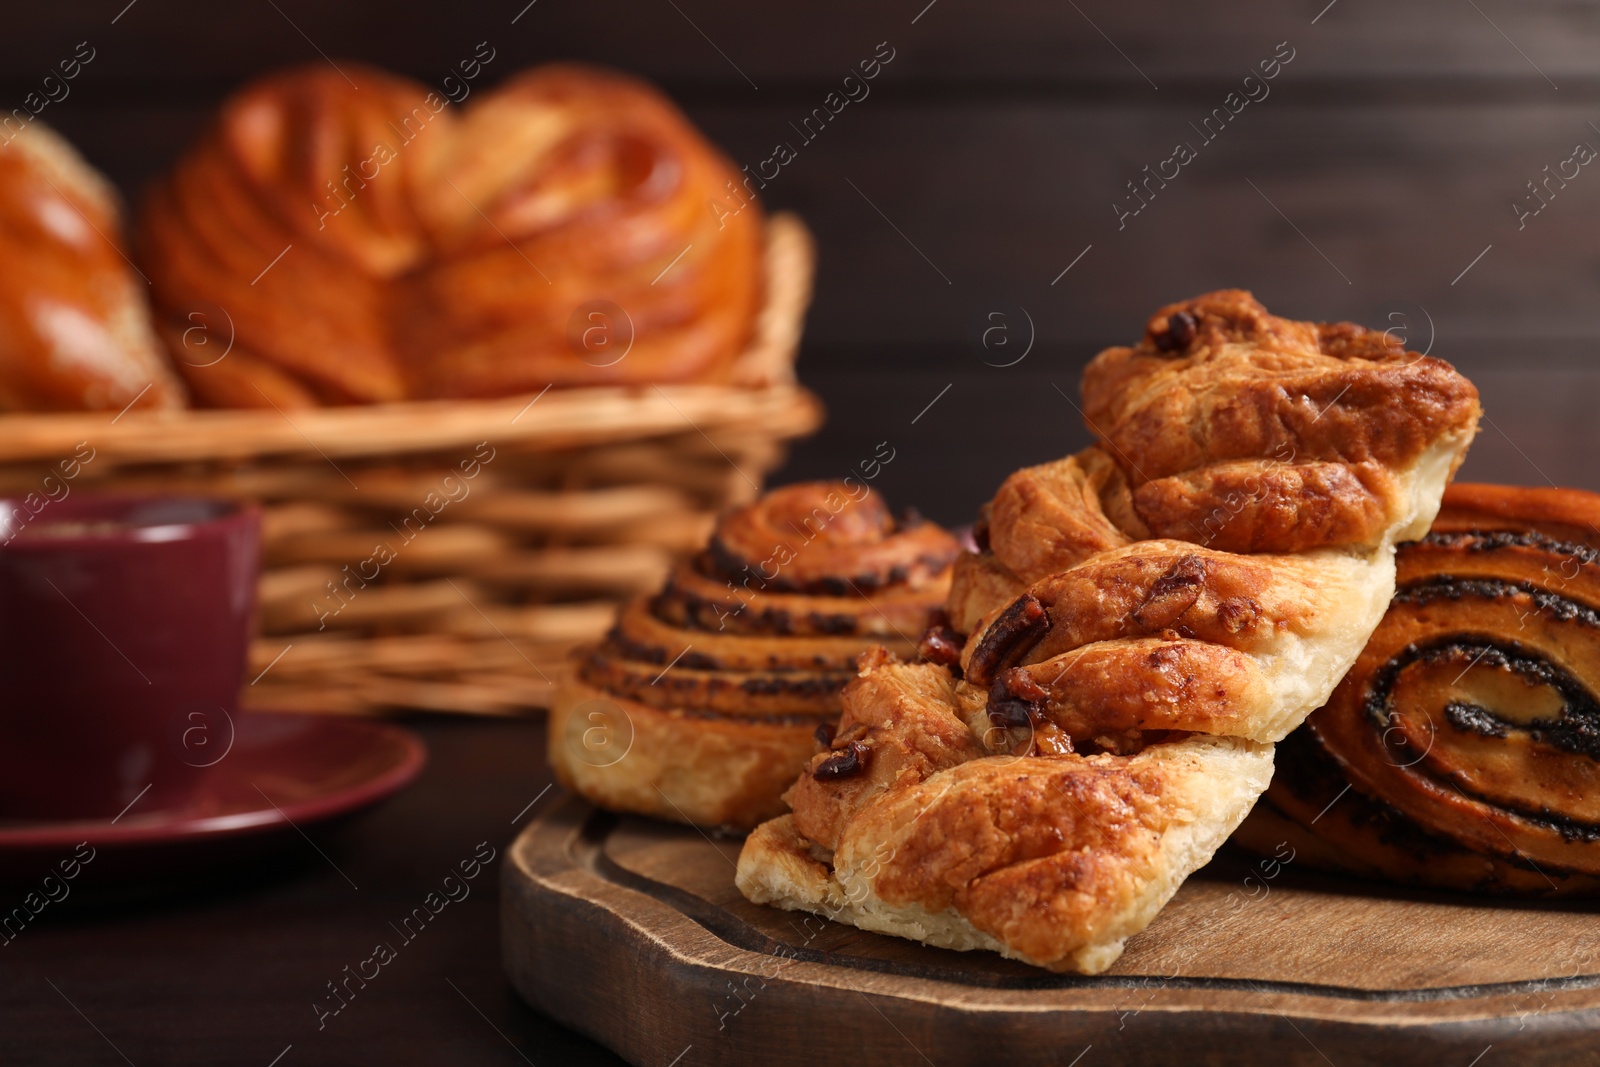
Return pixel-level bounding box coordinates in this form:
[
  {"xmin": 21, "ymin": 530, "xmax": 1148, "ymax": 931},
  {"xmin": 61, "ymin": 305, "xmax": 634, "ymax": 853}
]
[
  {"xmin": 138, "ymin": 62, "xmax": 764, "ymax": 406},
  {"xmin": 1246, "ymin": 484, "xmax": 1600, "ymax": 892},
  {"xmin": 550, "ymin": 482, "xmax": 958, "ymax": 829}
]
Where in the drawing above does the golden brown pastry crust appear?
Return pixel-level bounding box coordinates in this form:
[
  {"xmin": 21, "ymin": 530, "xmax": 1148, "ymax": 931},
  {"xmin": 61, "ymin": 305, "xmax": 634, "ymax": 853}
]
[
  {"xmin": 0, "ymin": 122, "xmax": 182, "ymax": 412},
  {"xmin": 708, "ymin": 483, "xmax": 955, "ymax": 594},
  {"xmin": 652, "ymin": 552, "xmax": 941, "ymax": 638},
  {"xmin": 785, "ymin": 656, "xmax": 988, "ymax": 852},
  {"xmin": 1250, "ymin": 483, "xmax": 1600, "ymax": 888},
  {"xmin": 958, "ymin": 541, "xmax": 1399, "ymax": 750},
  {"xmin": 550, "ymin": 677, "xmax": 819, "ymax": 829},
  {"xmin": 994, "ymin": 638, "xmax": 1274, "ymax": 741},
  {"xmin": 139, "ymin": 62, "xmax": 764, "ymax": 406},
  {"xmin": 740, "ymin": 291, "xmax": 1482, "ymax": 973},
  {"xmin": 1083, "ymin": 289, "xmax": 1481, "ymax": 556},
  {"xmin": 966, "ymin": 543, "xmax": 1308, "ymax": 672},
  {"xmin": 980, "ymin": 448, "xmax": 1136, "ymax": 585},
  {"xmin": 548, "ymin": 482, "xmax": 958, "ymax": 829},
  {"xmin": 949, "ymin": 292, "xmax": 1481, "ymax": 634},
  {"xmin": 845, "ymin": 742, "xmax": 1267, "ymax": 973},
  {"xmin": 743, "ymin": 660, "xmax": 1272, "ymax": 973}
]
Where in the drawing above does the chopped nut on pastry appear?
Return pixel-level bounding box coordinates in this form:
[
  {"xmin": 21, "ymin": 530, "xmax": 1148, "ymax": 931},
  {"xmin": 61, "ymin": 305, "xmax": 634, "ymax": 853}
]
[
  {"xmin": 950, "ymin": 289, "xmax": 1481, "ymax": 634},
  {"xmin": 549, "ymin": 482, "xmax": 959, "ymax": 830},
  {"xmin": 738, "ymin": 291, "xmax": 1482, "ymax": 973},
  {"xmin": 740, "ymin": 660, "xmax": 1273, "ymax": 975}
]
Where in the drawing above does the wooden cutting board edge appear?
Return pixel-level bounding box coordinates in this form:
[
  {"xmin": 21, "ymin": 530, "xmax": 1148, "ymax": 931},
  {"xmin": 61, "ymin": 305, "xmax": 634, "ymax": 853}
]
[{"xmin": 501, "ymin": 796, "xmax": 1600, "ymax": 1067}]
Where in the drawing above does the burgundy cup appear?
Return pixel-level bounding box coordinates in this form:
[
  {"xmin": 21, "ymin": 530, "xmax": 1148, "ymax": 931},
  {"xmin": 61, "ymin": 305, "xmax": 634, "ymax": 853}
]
[{"xmin": 0, "ymin": 496, "xmax": 260, "ymax": 820}]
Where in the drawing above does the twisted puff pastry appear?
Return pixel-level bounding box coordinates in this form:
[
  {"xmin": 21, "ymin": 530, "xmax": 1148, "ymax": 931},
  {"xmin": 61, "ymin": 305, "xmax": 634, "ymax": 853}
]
[
  {"xmin": 550, "ymin": 482, "xmax": 958, "ymax": 829},
  {"xmin": 1239, "ymin": 483, "xmax": 1600, "ymax": 895},
  {"xmin": 738, "ymin": 290, "xmax": 1482, "ymax": 972},
  {"xmin": 138, "ymin": 62, "xmax": 763, "ymax": 406}
]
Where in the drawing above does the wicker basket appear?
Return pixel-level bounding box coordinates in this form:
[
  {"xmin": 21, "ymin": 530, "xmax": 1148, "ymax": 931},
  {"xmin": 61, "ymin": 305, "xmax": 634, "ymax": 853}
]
[{"xmin": 0, "ymin": 214, "xmax": 821, "ymax": 716}]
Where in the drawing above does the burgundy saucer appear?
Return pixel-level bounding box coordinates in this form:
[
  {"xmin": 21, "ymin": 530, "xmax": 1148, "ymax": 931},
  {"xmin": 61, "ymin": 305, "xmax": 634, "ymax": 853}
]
[{"xmin": 0, "ymin": 711, "xmax": 425, "ymax": 883}]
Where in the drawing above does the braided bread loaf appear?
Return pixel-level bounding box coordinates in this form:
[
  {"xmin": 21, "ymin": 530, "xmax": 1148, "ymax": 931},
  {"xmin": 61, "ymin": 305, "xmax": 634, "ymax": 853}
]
[
  {"xmin": 738, "ymin": 291, "xmax": 1482, "ymax": 972},
  {"xmin": 0, "ymin": 122, "xmax": 181, "ymax": 412},
  {"xmin": 138, "ymin": 62, "xmax": 764, "ymax": 406},
  {"xmin": 550, "ymin": 481, "xmax": 958, "ymax": 829}
]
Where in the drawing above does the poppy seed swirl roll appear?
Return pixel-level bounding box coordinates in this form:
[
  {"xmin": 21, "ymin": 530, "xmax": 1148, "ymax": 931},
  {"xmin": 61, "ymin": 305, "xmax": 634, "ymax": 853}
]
[{"xmin": 1242, "ymin": 483, "xmax": 1600, "ymax": 892}]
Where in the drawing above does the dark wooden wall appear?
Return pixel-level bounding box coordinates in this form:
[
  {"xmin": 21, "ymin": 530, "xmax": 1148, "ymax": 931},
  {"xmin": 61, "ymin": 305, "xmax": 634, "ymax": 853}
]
[{"xmin": 14, "ymin": 0, "xmax": 1600, "ymax": 522}]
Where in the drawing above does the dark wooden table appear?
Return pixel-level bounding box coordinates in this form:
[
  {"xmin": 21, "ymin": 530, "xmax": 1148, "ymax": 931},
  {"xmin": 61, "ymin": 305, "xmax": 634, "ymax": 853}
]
[{"xmin": 0, "ymin": 718, "xmax": 627, "ymax": 1067}]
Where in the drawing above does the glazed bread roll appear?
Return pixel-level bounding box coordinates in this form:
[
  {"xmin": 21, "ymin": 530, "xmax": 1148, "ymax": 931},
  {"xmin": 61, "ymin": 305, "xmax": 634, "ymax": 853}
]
[
  {"xmin": 0, "ymin": 121, "xmax": 182, "ymax": 412},
  {"xmin": 139, "ymin": 62, "xmax": 764, "ymax": 406},
  {"xmin": 1239, "ymin": 483, "xmax": 1600, "ymax": 895},
  {"xmin": 739, "ymin": 291, "xmax": 1482, "ymax": 973},
  {"xmin": 549, "ymin": 482, "xmax": 958, "ymax": 830}
]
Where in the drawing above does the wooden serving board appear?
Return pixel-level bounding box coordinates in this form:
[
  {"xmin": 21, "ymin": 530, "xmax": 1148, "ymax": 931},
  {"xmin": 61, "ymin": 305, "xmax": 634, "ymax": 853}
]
[{"xmin": 502, "ymin": 796, "xmax": 1600, "ymax": 1067}]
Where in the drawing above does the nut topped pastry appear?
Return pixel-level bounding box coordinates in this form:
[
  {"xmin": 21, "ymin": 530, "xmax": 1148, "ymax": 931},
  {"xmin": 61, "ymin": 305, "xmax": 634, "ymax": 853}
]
[
  {"xmin": 549, "ymin": 481, "xmax": 959, "ymax": 830},
  {"xmin": 1083, "ymin": 289, "xmax": 1478, "ymax": 555},
  {"xmin": 0, "ymin": 121, "xmax": 182, "ymax": 412},
  {"xmin": 948, "ymin": 290, "xmax": 1480, "ymax": 633},
  {"xmin": 747, "ymin": 654, "xmax": 1274, "ymax": 975},
  {"xmin": 738, "ymin": 291, "xmax": 1482, "ymax": 973},
  {"xmin": 139, "ymin": 62, "xmax": 765, "ymax": 407}
]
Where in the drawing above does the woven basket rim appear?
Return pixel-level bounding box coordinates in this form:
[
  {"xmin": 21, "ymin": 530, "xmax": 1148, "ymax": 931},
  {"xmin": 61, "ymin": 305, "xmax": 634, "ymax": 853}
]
[{"xmin": 0, "ymin": 214, "xmax": 818, "ymax": 464}]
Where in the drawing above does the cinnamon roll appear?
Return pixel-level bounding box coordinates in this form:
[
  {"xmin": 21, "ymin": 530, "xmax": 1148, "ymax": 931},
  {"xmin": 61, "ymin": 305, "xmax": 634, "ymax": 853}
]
[
  {"xmin": 549, "ymin": 482, "xmax": 958, "ymax": 829},
  {"xmin": 739, "ymin": 291, "xmax": 1483, "ymax": 973},
  {"xmin": 1242, "ymin": 483, "xmax": 1600, "ymax": 894}
]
